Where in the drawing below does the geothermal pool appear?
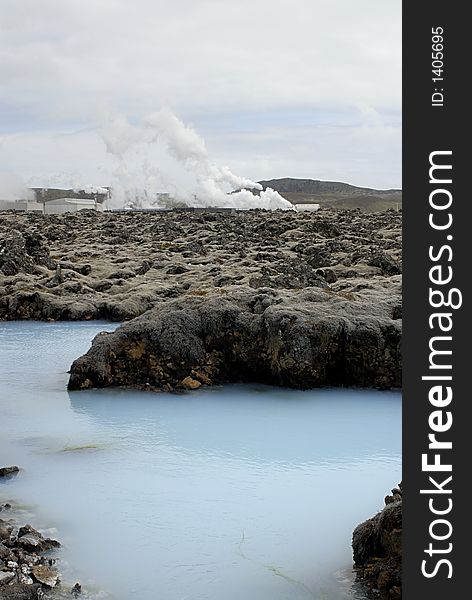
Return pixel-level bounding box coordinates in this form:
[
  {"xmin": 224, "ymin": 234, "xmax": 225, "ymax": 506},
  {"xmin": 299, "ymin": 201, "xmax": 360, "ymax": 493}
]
[{"xmin": 0, "ymin": 321, "xmax": 401, "ymax": 600}]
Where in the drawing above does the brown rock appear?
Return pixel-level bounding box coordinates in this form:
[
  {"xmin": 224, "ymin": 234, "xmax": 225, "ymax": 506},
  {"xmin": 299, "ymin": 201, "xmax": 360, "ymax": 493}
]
[
  {"xmin": 353, "ymin": 482, "xmax": 402, "ymax": 598},
  {"xmin": 31, "ymin": 565, "xmax": 59, "ymax": 588},
  {"xmin": 180, "ymin": 376, "xmax": 202, "ymax": 390},
  {"xmin": 68, "ymin": 285, "xmax": 401, "ymax": 392}
]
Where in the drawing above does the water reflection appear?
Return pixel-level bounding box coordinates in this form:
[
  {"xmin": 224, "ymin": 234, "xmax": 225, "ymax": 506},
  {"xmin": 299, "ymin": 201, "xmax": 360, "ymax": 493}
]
[{"xmin": 69, "ymin": 386, "xmax": 400, "ymax": 470}]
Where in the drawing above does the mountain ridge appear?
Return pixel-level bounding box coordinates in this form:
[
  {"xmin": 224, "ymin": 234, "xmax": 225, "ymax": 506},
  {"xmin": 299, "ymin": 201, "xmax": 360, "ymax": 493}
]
[
  {"xmin": 258, "ymin": 177, "xmax": 401, "ymax": 195},
  {"xmin": 258, "ymin": 178, "xmax": 402, "ymax": 212}
]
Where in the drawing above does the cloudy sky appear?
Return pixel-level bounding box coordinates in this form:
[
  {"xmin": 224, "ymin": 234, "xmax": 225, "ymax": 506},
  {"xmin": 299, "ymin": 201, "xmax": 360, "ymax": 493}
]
[{"xmin": 0, "ymin": 0, "xmax": 401, "ymax": 194}]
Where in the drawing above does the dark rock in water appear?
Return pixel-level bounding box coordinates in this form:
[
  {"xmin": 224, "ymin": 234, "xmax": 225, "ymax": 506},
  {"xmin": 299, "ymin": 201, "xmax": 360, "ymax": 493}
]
[
  {"xmin": 384, "ymin": 483, "xmax": 402, "ymax": 506},
  {"xmin": 16, "ymin": 534, "xmax": 42, "ymax": 551},
  {"xmin": 71, "ymin": 582, "xmax": 82, "ymax": 597},
  {"xmin": 16, "ymin": 525, "xmax": 60, "ymax": 552},
  {"xmin": 68, "ymin": 284, "xmax": 401, "ymax": 392},
  {"xmin": 352, "ymin": 482, "xmax": 402, "ymax": 599},
  {"xmin": 0, "ymin": 466, "xmax": 19, "ymax": 478}
]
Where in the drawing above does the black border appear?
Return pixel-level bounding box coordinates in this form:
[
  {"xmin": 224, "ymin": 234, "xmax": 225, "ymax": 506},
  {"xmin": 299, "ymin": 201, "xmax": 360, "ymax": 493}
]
[{"xmin": 403, "ymin": 3, "xmax": 468, "ymax": 597}]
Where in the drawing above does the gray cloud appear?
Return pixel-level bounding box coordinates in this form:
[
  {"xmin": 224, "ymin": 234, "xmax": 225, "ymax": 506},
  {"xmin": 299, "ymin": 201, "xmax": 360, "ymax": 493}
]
[{"xmin": 0, "ymin": 0, "xmax": 401, "ymax": 189}]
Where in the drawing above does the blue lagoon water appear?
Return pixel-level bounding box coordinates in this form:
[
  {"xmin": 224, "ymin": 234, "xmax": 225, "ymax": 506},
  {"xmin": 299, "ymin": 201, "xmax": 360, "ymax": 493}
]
[{"xmin": 0, "ymin": 321, "xmax": 401, "ymax": 600}]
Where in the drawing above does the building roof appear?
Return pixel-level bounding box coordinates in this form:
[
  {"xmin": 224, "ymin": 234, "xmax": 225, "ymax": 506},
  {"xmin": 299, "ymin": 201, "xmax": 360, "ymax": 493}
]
[{"xmin": 46, "ymin": 197, "xmax": 99, "ymax": 205}]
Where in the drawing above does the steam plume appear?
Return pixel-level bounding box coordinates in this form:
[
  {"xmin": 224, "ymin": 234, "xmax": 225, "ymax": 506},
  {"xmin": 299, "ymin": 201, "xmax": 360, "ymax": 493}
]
[
  {"xmin": 100, "ymin": 109, "xmax": 293, "ymax": 210},
  {"xmin": 0, "ymin": 172, "xmax": 33, "ymax": 202}
]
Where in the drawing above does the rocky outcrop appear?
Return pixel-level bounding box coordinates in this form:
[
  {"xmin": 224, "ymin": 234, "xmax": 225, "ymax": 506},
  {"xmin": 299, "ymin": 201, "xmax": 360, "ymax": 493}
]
[
  {"xmin": 0, "ymin": 469, "xmax": 18, "ymax": 479},
  {"xmin": 68, "ymin": 282, "xmax": 401, "ymax": 391},
  {"xmin": 352, "ymin": 483, "xmax": 402, "ymax": 599},
  {"xmin": 0, "ymin": 505, "xmax": 61, "ymax": 599},
  {"xmin": 0, "ymin": 209, "xmax": 401, "ymax": 322},
  {"xmin": 0, "ymin": 232, "xmax": 55, "ymax": 277}
]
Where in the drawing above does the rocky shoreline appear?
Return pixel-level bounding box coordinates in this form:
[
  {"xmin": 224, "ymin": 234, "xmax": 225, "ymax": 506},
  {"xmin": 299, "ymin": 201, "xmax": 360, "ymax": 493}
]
[
  {"xmin": 1, "ymin": 207, "xmax": 401, "ymax": 391},
  {"xmin": 68, "ymin": 284, "xmax": 401, "ymax": 391},
  {"xmin": 0, "ymin": 468, "xmax": 85, "ymax": 600},
  {"xmin": 352, "ymin": 483, "xmax": 402, "ymax": 599},
  {"xmin": 0, "ymin": 468, "xmax": 61, "ymax": 600}
]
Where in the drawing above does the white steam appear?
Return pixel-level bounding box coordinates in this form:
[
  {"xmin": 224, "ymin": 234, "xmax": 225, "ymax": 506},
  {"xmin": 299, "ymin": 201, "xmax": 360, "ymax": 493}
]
[
  {"xmin": 75, "ymin": 184, "xmax": 109, "ymax": 195},
  {"xmin": 0, "ymin": 172, "xmax": 33, "ymax": 202},
  {"xmin": 143, "ymin": 110, "xmax": 208, "ymax": 162},
  {"xmin": 27, "ymin": 172, "xmax": 108, "ymax": 196},
  {"xmin": 100, "ymin": 109, "xmax": 292, "ymax": 210}
]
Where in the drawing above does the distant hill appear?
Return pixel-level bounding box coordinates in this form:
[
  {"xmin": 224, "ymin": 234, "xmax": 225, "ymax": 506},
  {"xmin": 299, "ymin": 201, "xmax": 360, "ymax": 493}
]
[{"xmin": 258, "ymin": 178, "xmax": 402, "ymax": 212}]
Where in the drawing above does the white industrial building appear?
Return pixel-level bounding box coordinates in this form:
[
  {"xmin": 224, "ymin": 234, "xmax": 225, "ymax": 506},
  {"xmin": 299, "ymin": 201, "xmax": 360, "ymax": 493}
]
[
  {"xmin": 0, "ymin": 187, "xmax": 109, "ymax": 214},
  {"xmin": 0, "ymin": 200, "xmax": 42, "ymax": 212},
  {"xmin": 43, "ymin": 197, "xmax": 105, "ymax": 214},
  {"xmin": 294, "ymin": 203, "xmax": 320, "ymax": 212}
]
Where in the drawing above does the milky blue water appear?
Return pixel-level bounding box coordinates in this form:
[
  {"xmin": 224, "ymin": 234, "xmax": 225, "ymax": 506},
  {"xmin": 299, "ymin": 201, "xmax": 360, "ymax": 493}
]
[{"xmin": 0, "ymin": 321, "xmax": 401, "ymax": 600}]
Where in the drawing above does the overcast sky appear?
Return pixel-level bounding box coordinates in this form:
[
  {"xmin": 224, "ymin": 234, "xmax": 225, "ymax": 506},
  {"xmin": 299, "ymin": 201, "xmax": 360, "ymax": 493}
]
[{"xmin": 0, "ymin": 0, "xmax": 401, "ymax": 191}]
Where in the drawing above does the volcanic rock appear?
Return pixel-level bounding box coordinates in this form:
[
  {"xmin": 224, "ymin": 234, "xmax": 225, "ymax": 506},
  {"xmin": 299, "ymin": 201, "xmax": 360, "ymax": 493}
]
[
  {"xmin": 352, "ymin": 482, "xmax": 402, "ymax": 599},
  {"xmin": 0, "ymin": 467, "xmax": 19, "ymax": 478},
  {"xmin": 0, "ymin": 232, "xmax": 55, "ymax": 277},
  {"xmin": 0, "ymin": 513, "xmax": 61, "ymax": 599},
  {"xmin": 0, "ymin": 583, "xmax": 41, "ymax": 600},
  {"xmin": 31, "ymin": 565, "xmax": 59, "ymax": 588},
  {"xmin": 16, "ymin": 525, "xmax": 60, "ymax": 552},
  {"xmin": 0, "ymin": 208, "xmax": 402, "ymax": 322},
  {"xmin": 68, "ymin": 282, "xmax": 401, "ymax": 392},
  {"xmin": 0, "ymin": 572, "xmax": 15, "ymax": 585}
]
